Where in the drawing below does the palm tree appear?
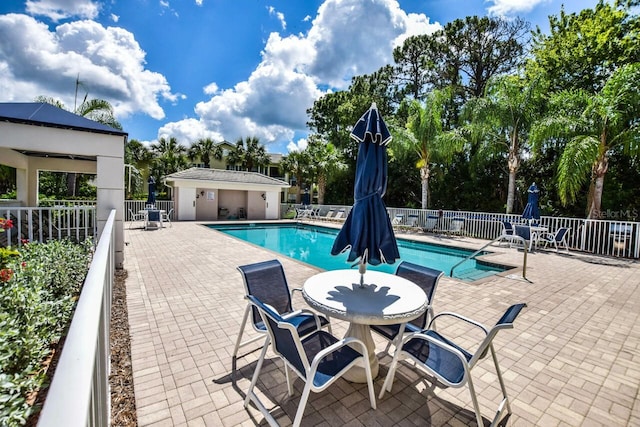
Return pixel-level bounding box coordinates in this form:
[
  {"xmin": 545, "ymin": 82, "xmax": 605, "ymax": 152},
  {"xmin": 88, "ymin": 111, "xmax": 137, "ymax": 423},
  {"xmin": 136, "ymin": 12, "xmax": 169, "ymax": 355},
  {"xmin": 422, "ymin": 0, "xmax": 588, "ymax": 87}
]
[
  {"xmin": 531, "ymin": 63, "xmax": 640, "ymax": 218},
  {"xmin": 463, "ymin": 75, "xmax": 546, "ymax": 213},
  {"xmin": 188, "ymin": 138, "xmax": 217, "ymax": 168},
  {"xmin": 228, "ymin": 137, "xmax": 271, "ymax": 172},
  {"xmin": 404, "ymin": 89, "xmax": 466, "ymax": 209},
  {"xmin": 150, "ymin": 137, "xmax": 189, "ymax": 197},
  {"xmin": 281, "ymin": 150, "xmax": 311, "ymax": 204},
  {"xmin": 305, "ymin": 134, "xmax": 344, "ymax": 205},
  {"xmin": 125, "ymin": 139, "xmax": 153, "ymax": 197}
]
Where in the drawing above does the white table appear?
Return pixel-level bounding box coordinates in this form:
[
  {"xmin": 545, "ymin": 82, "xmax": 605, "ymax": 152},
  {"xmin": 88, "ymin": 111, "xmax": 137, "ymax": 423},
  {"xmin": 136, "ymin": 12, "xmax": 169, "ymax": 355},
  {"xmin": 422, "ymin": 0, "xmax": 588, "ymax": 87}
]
[
  {"xmin": 303, "ymin": 269, "xmax": 427, "ymax": 383},
  {"xmin": 529, "ymin": 226, "xmax": 549, "ymax": 250}
]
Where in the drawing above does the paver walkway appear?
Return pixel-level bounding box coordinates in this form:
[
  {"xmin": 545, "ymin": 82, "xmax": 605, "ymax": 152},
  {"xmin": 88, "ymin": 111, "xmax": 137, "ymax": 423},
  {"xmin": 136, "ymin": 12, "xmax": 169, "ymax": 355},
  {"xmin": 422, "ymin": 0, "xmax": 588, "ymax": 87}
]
[{"xmin": 123, "ymin": 221, "xmax": 640, "ymax": 426}]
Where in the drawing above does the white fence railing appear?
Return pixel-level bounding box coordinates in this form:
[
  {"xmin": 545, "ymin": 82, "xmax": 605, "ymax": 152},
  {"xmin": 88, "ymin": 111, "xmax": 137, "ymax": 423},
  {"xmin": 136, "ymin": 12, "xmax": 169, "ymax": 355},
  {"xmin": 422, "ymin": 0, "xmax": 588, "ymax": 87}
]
[
  {"xmin": 37, "ymin": 209, "xmax": 115, "ymax": 427},
  {"xmin": 1, "ymin": 206, "xmax": 97, "ymax": 248},
  {"xmin": 282, "ymin": 204, "xmax": 640, "ymax": 259}
]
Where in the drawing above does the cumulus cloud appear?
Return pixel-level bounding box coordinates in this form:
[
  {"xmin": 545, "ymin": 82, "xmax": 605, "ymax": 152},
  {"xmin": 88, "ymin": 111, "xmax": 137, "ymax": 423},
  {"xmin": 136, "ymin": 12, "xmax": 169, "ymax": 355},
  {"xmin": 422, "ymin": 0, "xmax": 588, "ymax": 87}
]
[
  {"xmin": 165, "ymin": 0, "xmax": 439, "ymax": 148},
  {"xmin": 487, "ymin": 0, "xmax": 549, "ymax": 16},
  {"xmin": 25, "ymin": 0, "xmax": 100, "ymax": 21},
  {"xmin": 0, "ymin": 14, "xmax": 175, "ymax": 119},
  {"xmin": 287, "ymin": 138, "xmax": 308, "ymax": 152}
]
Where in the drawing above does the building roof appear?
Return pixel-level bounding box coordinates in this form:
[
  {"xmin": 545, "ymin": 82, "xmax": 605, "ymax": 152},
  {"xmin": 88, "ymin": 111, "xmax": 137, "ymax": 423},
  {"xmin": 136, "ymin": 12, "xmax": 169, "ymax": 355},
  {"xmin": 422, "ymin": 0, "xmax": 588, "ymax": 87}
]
[
  {"xmin": 0, "ymin": 102, "xmax": 127, "ymax": 136},
  {"xmin": 165, "ymin": 167, "xmax": 290, "ymax": 187}
]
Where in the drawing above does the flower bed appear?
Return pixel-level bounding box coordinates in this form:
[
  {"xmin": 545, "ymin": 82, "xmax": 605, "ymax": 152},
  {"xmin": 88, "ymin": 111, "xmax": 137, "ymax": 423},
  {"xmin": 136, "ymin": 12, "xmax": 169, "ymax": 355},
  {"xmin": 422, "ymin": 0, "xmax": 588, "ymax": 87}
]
[{"xmin": 0, "ymin": 223, "xmax": 92, "ymax": 426}]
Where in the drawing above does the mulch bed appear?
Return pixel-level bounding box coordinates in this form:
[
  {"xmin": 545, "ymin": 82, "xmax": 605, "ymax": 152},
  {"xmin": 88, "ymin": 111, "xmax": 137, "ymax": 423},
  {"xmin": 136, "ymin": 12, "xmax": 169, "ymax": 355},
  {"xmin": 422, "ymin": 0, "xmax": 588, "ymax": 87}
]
[{"xmin": 110, "ymin": 269, "xmax": 137, "ymax": 426}]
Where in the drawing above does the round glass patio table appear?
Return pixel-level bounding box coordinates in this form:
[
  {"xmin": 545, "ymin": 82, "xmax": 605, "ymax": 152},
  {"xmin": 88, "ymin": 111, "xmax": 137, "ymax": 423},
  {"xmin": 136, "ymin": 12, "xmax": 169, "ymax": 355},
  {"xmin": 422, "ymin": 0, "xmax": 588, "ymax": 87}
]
[{"xmin": 303, "ymin": 269, "xmax": 427, "ymax": 383}]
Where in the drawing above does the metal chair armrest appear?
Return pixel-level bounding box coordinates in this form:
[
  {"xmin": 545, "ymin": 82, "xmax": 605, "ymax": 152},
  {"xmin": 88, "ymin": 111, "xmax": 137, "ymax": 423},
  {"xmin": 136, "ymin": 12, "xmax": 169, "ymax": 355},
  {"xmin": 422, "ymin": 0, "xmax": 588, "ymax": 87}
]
[{"xmin": 428, "ymin": 311, "xmax": 489, "ymax": 335}]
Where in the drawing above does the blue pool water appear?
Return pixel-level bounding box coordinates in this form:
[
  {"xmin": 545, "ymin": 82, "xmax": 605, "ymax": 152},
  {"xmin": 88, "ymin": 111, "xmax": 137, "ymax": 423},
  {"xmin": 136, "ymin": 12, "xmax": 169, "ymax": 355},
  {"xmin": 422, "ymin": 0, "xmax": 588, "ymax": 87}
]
[{"xmin": 207, "ymin": 223, "xmax": 507, "ymax": 281}]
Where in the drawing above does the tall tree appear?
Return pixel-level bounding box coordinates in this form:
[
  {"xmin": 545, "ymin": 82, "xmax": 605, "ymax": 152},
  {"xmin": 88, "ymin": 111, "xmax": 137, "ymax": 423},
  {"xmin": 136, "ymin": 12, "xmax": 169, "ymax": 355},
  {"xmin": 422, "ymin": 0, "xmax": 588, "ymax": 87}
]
[
  {"xmin": 530, "ymin": 63, "xmax": 640, "ymax": 218},
  {"xmin": 463, "ymin": 75, "xmax": 547, "ymax": 213},
  {"xmin": 403, "ymin": 89, "xmax": 466, "ymax": 209},
  {"xmin": 227, "ymin": 137, "xmax": 271, "ymax": 172},
  {"xmin": 305, "ymin": 135, "xmax": 344, "ymax": 205},
  {"xmin": 150, "ymin": 136, "xmax": 188, "ymax": 194},
  {"xmin": 280, "ymin": 150, "xmax": 311, "ymax": 204},
  {"xmin": 188, "ymin": 138, "xmax": 217, "ymax": 168},
  {"xmin": 527, "ymin": 0, "xmax": 640, "ymax": 93}
]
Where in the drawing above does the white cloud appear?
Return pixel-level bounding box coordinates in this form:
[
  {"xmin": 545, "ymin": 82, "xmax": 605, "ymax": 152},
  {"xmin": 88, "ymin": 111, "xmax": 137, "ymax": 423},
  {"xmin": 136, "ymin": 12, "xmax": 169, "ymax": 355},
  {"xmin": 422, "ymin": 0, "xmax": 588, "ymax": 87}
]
[
  {"xmin": 0, "ymin": 14, "xmax": 175, "ymax": 119},
  {"xmin": 268, "ymin": 6, "xmax": 287, "ymax": 30},
  {"xmin": 25, "ymin": 0, "xmax": 100, "ymax": 21},
  {"xmin": 110, "ymin": 13, "xmax": 119, "ymax": 23},
  {"xmin": 287, "ymin": 138, "xmax": 308, "ymax": 152},
  {"xmin": 487, "ymin": 0, "xmax": 550, "ymax": 16},
  {"xmin": 164, "ymin": 0, "xmax": 440, "ymax": 149}
]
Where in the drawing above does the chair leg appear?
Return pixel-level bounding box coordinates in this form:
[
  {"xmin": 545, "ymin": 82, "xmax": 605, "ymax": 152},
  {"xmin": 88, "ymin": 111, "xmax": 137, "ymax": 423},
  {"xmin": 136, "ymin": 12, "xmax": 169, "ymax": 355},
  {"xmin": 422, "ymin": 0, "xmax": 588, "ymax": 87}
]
[
  {"xmin": 379, "ymin": 345, "xmax": 403, "ymax": 399},
  {"xmin": 292, "ymin": 382, "xmax": 313, "ymax": 427},
  {"xmin": 232, "ymin": 305, "xmax": 252, "ymax": 359},
  {"xmin": 244, "ymin": 339, "xmax": 270, "ymax": 407},
  {"xmin": 466, "ymin": 373, "xmax": 485, "ymax": 427},
  {"xmin": 361, "ymin": 344, "xmax": 377, "ymax": 410},
  {"xmin": 284, "ymin": 361, "xmax": 294, "ymax": 397},
  {"xmin": 491, "ymin": 345, "xmax": 511, "ymax": 416}
]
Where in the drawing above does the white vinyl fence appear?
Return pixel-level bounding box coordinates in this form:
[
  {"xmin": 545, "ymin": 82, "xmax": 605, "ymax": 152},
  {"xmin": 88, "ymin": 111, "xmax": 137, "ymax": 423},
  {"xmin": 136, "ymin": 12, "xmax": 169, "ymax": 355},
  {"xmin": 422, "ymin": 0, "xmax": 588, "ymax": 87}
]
[
  {"xmin": 38, "ymin": 209, "xmax": 116, "ymax": 427},
  {"xmin": 283, "ymin": 204, "xmax": 640, "ymax": 259}
]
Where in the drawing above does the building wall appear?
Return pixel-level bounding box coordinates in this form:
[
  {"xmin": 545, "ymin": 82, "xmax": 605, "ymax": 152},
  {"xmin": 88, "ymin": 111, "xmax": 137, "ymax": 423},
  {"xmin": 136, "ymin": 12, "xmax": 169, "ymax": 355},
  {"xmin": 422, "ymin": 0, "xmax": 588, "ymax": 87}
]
[
  {"xmin": 218, "ymin": 190, "xmax": 247, "ymax": 219},
  {"xmin": 195, "ymin": 188, "xmax": 219, "ymax": 220}
]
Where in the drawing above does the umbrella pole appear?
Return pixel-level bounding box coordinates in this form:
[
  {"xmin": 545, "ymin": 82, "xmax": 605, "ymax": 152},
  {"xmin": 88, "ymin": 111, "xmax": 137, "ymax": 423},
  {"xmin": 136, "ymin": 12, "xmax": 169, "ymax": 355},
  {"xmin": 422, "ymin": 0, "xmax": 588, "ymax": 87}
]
[{"xmin": 358, "ymin": 261, "xmax": 367, "ymax": 288}]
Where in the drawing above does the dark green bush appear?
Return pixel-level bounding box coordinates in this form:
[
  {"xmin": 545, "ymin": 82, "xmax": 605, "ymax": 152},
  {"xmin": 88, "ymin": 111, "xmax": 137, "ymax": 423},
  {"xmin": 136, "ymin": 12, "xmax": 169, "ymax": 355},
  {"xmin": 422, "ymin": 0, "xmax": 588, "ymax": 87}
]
[{"xmin": 0, "ymin": 239, "xmax": 92, "ymax": 426}]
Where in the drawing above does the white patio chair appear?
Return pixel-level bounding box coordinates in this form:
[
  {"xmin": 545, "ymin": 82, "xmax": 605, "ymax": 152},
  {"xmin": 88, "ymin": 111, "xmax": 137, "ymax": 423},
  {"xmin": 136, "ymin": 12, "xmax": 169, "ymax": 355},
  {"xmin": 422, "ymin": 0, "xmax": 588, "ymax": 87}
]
[
  {"xmin": 161, "ymin": 208, "xmax": 173, "ymax": 227},
  {"xmin": 128, "ymin": 208, "xmax": 145, "ymax": 229}
]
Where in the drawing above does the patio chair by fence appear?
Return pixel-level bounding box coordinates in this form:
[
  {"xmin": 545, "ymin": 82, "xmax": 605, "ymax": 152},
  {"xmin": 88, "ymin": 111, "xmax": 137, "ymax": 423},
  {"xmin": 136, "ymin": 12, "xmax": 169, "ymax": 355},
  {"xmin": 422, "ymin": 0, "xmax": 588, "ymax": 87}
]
[
  {"xmin": 448, "ymin": 217, "xmax": 465, "ymax": 235},
  {"xmin": 322, "ymin": 209, "xmax": 335, "ymax": 220},
  {"xmin": 392, "ymin": 213, "xmax": 404, "ymax": 226},
  {"xmin": 540, "ymin": 227, "xmax": 570, "ymax": 252},
  {"xmin": 380, "ymin": 303, "xmax": 527, "ymax": 427},
  {"xmin": 244, "ymin": 295, "xmax": 376, "ymax": 427},
  {"xmin": 407, "ymin": 214, "xmax": 419, "ymax": 228},
  {"xmin": 128, "ymin": 209, "xmax": 145, "ymax": 229},
  {"xmin": 161, "ymin": 208, "xmax": 174, "ymax": 227},
  {"xmin": 232, "ymin": 260, "xmax": 331, "ymax": 368},
  {"xmin": 370, "ymin": 261, "xmax": 443, "ymax": 353},
  {"xmin": 332, "ymin": 209, "xmax": 345, "ymax": 221},
  {"xmin": 422, "ymin": 215, "xmax": 438, "ymax": 232}
]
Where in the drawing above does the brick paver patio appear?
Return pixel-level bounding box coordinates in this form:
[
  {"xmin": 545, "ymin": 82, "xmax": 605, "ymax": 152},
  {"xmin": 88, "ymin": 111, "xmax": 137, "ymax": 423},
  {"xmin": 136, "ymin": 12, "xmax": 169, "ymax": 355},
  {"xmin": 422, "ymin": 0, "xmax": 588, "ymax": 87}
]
[{"xmin": 123, "ymin": 221, "xmax": 640, "ymax": 426}]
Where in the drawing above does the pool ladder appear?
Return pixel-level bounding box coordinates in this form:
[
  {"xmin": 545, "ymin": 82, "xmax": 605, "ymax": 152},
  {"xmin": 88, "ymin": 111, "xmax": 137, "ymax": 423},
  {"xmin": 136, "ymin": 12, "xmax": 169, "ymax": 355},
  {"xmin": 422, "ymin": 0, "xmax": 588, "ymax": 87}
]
[{"xmin": 449, "ymin": 235, "xmax": 528, "ymax": 280}]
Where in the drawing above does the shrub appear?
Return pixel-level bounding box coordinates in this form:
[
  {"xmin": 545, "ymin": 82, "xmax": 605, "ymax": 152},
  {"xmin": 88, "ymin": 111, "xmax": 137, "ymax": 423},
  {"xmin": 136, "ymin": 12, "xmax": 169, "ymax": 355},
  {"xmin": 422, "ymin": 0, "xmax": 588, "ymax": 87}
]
[{"xmin": 0, "ymin": 239, "xmax": 92, "ymax": 426}]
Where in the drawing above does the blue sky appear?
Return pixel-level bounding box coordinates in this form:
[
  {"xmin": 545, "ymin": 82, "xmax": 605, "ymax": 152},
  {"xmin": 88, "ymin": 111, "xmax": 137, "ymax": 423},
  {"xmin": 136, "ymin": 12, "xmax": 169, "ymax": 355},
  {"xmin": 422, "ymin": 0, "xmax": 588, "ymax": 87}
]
[{"xmin": 0, "ymin": 0, "xmax": 599, "ymax": 154}]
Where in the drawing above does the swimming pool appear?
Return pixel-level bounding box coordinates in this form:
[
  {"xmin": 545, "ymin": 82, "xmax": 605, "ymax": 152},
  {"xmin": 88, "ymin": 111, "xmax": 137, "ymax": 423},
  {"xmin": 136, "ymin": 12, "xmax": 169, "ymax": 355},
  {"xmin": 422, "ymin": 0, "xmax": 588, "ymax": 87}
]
[{"xmin": 207, "ymin": 223, "xmax": 507, "ymax": 281}]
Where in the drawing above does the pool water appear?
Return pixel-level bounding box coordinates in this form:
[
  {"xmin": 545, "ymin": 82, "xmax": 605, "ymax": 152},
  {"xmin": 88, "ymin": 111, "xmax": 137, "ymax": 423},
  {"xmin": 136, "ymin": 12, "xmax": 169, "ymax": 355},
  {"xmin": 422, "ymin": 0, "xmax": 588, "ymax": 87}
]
[{"xmin": 207, "ymin": 223, "xmax": 506, "ymax": 281}]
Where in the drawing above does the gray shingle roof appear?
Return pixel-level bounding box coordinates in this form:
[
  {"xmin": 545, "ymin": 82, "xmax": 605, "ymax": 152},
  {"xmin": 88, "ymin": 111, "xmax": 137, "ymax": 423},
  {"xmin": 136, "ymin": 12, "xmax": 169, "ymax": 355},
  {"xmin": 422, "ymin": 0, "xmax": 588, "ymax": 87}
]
[
  {"xmin": 0, "ymin": 102, "xmax": 127, "ymax": 136},
  {"xmin": 166, "ymin": 167, "xmax": 289, "ymax": 186}
]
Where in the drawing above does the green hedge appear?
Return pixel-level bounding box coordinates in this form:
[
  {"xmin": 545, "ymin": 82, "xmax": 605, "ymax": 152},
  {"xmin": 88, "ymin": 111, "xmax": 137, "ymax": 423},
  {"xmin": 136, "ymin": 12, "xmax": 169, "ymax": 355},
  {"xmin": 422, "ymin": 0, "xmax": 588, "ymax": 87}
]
[{"xmin": 0, "ymin": 239, "xmax": 92, "ymax": 426}]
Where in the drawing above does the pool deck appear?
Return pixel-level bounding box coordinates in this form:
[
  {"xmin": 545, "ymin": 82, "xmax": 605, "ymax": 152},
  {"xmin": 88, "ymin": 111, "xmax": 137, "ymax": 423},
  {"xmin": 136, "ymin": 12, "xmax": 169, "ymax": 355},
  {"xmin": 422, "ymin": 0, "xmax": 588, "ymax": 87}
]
[{"xmin": 124, "ymin": 220, "xmax": 640, "ymax": 426}]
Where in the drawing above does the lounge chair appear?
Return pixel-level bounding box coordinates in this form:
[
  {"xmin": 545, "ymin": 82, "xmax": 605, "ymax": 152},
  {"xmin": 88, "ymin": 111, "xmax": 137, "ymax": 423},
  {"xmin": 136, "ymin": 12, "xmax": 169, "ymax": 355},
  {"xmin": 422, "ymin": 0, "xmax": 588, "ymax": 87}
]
[
  {"xmin": 448, "ymin": 217, "xmax": 465, "ymax": 235},
  {"xmin": 422, "ymin": 215, "xmax": 438, "ymax": 232},
  {"xmin": 244, "ymin": 294, "xmax": 376, "ymax": 427},
  {"xmin": 540, "ymin": 227, "xmax": 570, "ymax": 252},
  {"xmin": 322, "ymin": 209, "xmax": 335, "ymax": 220},
  {"xmin": 498, "ymin": 220, "xmax": 514, "ymax": 247},
  {"xmin": 332, "ymin": 209, "xmax": 345, "ymax": 221},
  {"xmin": 232, "ymin": 260, "xmax": 331, "ymax": 368},
  {"xmin": 380, "ymin": 303, "xmax": 527, "ymax": 427},
  {"xmin": 128, "ymin": 208, "xmax": 145, "ymax": 229},
  {"xmin": 370, "ymin": 261, "xmax": 443, "ymax": 353},
  {"xmin": 407, "ymin": 214, "xmax": 419, "ymax": 228},
  {"xmin": 391, "ymin": 213, "xmax": 404, "ymax": 226}
]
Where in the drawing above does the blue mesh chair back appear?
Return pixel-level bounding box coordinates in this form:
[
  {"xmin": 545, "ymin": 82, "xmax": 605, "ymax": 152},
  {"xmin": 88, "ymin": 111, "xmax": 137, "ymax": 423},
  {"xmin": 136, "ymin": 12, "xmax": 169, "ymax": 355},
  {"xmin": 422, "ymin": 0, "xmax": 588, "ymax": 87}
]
[
  {"xmin": 370, "ymin": 261, "xmax": 442, "ymax": 348},
  {"xmin": 514, "ymin": 224, "xmax": 530, "ymax": 241},
  {"xmin": 147, "ymin": 209, "xmax": 161, "ymax": 222},
  {"xmin": 238, "ymin": 259, "xmax": 293, "ymax": 328},
  {"xmin": 554, "ymin": 227, "xmax": 569, "ymax": 243},
  {"xmin": 247, "ymin": 295, "xmax": 306, "ymax": 375},
  {"xmin": 502, "ymin": 221, "xmax": 513, "ymax": 235}
]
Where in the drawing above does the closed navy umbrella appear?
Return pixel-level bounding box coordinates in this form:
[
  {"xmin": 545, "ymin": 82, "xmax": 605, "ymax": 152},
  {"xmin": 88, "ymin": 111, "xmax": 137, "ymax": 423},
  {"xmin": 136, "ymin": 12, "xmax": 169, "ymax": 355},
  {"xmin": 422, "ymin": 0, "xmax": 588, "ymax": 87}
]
[
  {"xmin": 146, "ymin": 176, "xmax": 156, "ymax": 207},
  {"xmin": 522, "ymin": 182, "xmax": 540, "ymax": 223},
  {"xmin": 331, "ymin": 103, "xmax": 400, "ymax": 286}
]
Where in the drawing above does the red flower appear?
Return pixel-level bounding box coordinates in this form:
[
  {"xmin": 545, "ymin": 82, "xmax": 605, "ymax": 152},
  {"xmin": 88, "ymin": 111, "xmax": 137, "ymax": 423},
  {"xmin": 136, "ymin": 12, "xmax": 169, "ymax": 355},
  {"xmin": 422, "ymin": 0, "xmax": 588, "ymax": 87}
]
[
  {"xmin": 21, "ymin": 262, "xmax": 27, "ymax": 269},
  {"xmin": 0, "ymin": 268, "xmax": 13, "ymax": 282},
  {"xmin": 21, "ymin": 238, "xmax": 29, "ymax": 245},
  {"xmin": 0, "ymin": 219, "xmax": 13, "ymax": 229}
]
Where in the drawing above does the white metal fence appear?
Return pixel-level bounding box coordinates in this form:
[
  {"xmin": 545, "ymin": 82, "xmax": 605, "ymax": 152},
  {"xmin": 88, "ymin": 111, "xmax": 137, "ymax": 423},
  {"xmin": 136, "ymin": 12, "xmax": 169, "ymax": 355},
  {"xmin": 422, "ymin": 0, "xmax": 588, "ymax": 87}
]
[
  {"xmin": 282, "ymin": 204, "xmax": 640, "ymax": 259},
  {"xmin": 1, "ymin": 206, "xmax": 97, "ymax": 248},
  {"xmin": 37, "ymin": 209, "xmax": 115, "ymax": 427}
]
